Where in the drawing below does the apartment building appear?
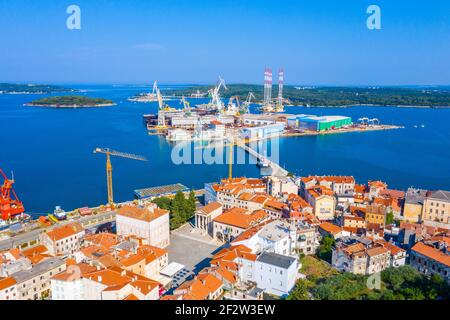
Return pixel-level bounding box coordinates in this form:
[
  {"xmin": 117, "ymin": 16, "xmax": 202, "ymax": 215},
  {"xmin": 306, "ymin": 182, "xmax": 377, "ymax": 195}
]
[
  {"xmin": 116, "ymin": 203, "xmax": 170, "ymax": 248},
  {"xmin": 212, "ymin": 208, "xmax": 268, "ymax": 242},
  {"xmin": 304, "ymin": 186, "xmax": 336, "ymax": 220},
  {"xmin": 40, "ymin": 222, "xmax": 85, "ymax": 257},
  {"xmin": 422, "ymin": 190, "xmax": 450, "ymax": 226},
  {"xmin": 265, "ymin": 176, "xmax": 298, "ymax": 197},
  {"xmin": 0, "ymin": 277, "xmax": 17, "ymax": 300},
  {"xmin": 365, "ymin": 204, "xmax": 387, "ymax": 227},
  {"xmin": 254, "ymin": 252, "xmax": 298, "ymax": 298},
  {"xmin": 410, "ymin": 241, "xmax": 450, "ymax": 283},
  {"xmin": 232, "ymin": 220, "xmax": 297, "ymax": 256},
  {"xmin": 403, "ymin": 188, "xmax": 428, "ymax": 223},
  {"xmin": 52, "ymin": 266, "xmax": 161, "ymax": 300},
  {"xmin": 332, "ymin": 237, "xmax": 402, "ymax": 275},
  {"xmin": 300, "ymin": 175, "xmax": 355, "ymax": 196},
  {"xmin": 11, "ymin": 257, "xmax": 66, "ymax": 300}
]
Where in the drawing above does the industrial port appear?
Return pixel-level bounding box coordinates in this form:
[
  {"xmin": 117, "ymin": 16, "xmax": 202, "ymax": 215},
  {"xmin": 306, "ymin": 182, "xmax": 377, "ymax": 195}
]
[{"xmin": 140, "ymin": 69, "xmax": 399, "ymax": 144}]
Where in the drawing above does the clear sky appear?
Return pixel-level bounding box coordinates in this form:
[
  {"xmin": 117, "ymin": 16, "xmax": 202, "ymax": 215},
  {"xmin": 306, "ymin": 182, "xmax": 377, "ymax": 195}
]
[{"xmin": 1, "ymin": 0, "xmax": 450, "ymax": 85}]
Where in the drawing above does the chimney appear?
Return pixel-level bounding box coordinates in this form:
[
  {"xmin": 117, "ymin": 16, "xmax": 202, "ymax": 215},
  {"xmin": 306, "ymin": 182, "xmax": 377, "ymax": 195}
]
[{"xmin": 98, "ymin": 275, "xmax": 102, "ymax": 283}]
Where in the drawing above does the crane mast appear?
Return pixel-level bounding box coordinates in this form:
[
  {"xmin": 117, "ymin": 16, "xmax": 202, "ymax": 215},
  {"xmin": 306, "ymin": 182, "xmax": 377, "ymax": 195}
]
[{"xmin": 93, "ymin": 148, "xmax": 147, "ymax": 205}]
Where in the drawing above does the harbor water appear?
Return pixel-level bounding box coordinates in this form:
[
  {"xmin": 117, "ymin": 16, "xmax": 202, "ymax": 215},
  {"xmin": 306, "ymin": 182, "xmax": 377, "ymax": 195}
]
[{"xmin": 1, "ymin": 84, "xmax": 450, "ymax": 214}]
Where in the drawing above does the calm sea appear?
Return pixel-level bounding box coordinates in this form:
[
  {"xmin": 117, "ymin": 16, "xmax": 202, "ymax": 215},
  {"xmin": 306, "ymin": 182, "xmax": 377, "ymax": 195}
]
[{"xmin": 1, "ymin": 85, "xmax": 449, "ymax": 214}]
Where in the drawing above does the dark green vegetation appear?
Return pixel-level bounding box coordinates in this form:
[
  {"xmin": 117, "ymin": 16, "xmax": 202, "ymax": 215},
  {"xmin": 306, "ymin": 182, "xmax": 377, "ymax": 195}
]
[
  {"xmin": 164, "ymin": 84, "xmax": 450, "ymax": 107},
  {"xmin": 0, "ymin": 83, "xmax": 74, "ymax": 94},
  {"xmin": 318, "ymin": 235, "xmax": 335, "ymax": 263},
  {"xmin": 288, "ymin": 256, "xmax": 450, "ymax": 300},
  {"xmin": 28, "ymin": 95, "xmax": 114, "ymax": 107},
  {"xmin": 152, "ymin": 190, "xmax": 197, "ymax": 230}
]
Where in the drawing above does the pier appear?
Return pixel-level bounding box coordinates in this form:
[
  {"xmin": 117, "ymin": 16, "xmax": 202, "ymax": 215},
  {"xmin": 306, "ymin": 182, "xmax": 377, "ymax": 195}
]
[{"xmin": 230, "ymin": 136, "xmax": 289, "ymax": 178}]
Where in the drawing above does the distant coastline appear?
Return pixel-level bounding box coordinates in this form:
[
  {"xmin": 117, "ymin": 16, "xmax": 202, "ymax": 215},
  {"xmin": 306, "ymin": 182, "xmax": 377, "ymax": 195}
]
[
  {"xmin": 24, "ymin": 95, "xmax": 116, "ymax": 108},
  {"xmin": 0, "ymin": 83, "xmax": 75, "ymax": 95}
]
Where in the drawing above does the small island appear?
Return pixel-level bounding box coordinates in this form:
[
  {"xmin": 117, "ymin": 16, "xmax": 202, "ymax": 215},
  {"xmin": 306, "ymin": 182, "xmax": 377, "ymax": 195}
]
[{"xmin": 25, "ymin": 96, "xmax": 116, "ymax": 108}]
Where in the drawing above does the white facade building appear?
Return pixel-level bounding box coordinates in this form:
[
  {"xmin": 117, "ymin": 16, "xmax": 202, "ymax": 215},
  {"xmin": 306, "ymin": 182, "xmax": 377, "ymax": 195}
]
[
  {"xmin": 254, "ymin": 252, "xmax": 298, "ymax": 297},
  {"xmin": 116, "ymin": 204, "xmax": 170, "ymax": 248}
]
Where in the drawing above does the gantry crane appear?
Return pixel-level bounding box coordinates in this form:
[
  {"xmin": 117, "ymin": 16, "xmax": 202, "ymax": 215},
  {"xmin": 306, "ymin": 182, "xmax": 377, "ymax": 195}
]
[
  {"xmin": 0, "ymin": 168, "xmax": 25, "ymax": 221},
  {"xmin": 93, "ymin": 148, "xmax": 148, "ymax": 205}
]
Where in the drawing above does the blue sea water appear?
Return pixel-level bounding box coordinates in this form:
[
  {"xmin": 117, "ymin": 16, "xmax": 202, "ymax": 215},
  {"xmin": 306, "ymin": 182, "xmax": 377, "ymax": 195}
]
[{"xmin": 1, "ymin": 85, "xmax": 449, "ymax": 214}]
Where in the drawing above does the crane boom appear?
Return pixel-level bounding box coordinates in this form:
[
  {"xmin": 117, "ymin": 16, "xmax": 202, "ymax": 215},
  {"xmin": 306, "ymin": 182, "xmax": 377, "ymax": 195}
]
[{"xmin": 93, "ymin": 148, "xmax": 147, "ymax": 205}]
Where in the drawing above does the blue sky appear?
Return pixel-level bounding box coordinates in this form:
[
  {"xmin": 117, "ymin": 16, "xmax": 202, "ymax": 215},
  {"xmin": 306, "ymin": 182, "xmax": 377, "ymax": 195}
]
[{"xmin": 1, "ymin": 0, "xmax": 450, "ymax": 85}]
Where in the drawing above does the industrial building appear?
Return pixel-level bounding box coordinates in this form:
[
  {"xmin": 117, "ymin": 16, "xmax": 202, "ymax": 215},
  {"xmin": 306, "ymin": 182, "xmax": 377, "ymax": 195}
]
[
  {"xmin": 287, "ymin": 115, "xmax": 352, "ymax": 131},
  {"xmin": 239, "ymin": 122, "xmax": 286, "ymax": 139}
]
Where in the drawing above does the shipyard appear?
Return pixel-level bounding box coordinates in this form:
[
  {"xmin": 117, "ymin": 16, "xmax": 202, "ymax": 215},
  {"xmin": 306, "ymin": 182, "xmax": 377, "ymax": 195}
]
[{"xmin": 142, "ymin": 70, "xmax": 401, "ymax": 144}]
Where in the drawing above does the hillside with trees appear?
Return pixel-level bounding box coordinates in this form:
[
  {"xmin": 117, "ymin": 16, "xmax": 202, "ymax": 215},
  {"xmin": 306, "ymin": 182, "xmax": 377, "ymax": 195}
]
[{"xmin": 163, "ymin": 84, "xmax": 450, "ymax": 107}]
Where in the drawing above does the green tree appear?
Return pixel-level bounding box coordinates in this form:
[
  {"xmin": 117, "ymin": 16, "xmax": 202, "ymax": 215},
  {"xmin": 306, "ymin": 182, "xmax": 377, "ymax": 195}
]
[
  {"xmin": 186, "ymin": 190, "xmax": 197, "ymax": 217},
  {"xmin": 287, "ymin": 279, "xmax": 309, "ymax": 300},
  {"xmin": 386, "ymin": 211, "xmax": 395, "ymax": 225},
  {"xmin": 318, "ymin": 235, "xmax": 335, "ymax": 263}
]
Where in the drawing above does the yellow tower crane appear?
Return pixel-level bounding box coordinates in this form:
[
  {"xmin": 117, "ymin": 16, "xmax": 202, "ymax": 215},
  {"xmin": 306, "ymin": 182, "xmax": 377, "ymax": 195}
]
[{"xmin": 93, "ymin": 148, "xmax": 148, "ymax": 205}]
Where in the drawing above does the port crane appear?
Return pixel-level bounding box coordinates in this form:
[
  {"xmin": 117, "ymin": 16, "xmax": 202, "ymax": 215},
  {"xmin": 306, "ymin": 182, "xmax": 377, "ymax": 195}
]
[
  {"xmin": 241, "ymin": 92, "xmax": 256, "ymax": 114},
  {"xmin": 156, "ymin": 84, "xmax": 167, "ymax": 128},
  {"xmin": 93, "ymin": 148, "xmax": 148, "ymax": 205},
  {"xmin": 0, "ymin": 168, "xmax": 25, "ymax": 221},
  {"xmin": 180, "ymin": 96, "xmax": 191, "ymax": 113},
  {"xmin": 208, "ymin": 76, "xmax": 227, "ymax": 112}
]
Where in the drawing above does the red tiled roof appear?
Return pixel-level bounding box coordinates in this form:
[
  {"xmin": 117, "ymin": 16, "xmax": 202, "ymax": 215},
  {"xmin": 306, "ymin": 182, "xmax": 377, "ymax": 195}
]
[{"xmin": 412, "ymin": 242, "xmax": 450, "ymax": 267}]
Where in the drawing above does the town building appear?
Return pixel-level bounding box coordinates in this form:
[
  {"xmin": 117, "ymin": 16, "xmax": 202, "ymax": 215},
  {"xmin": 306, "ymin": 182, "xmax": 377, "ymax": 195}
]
[
  {"xmin": 403, "ymin": 188, "xmax": 428, "ymax": 223},
  {"xmin": 195, "ymin": 202, "xmax": 223, "ymax": 236},
  {"xmin": 422, "ymin": 190, "xmax": 450, "ymax": 227},
  {"xmin": 332, "ymin": 237, "xmax": 403, "ymax": 275},
  {"xmin": 232, "ymin": 220, "xmax": 297, "ymax": 256},
  {"xmin": 304, "ymin": 186, "xmax": 336, "ymax": 220},
  {"xmin": 212, "ymin": 208, "xmax": 268, "ymax": 242},
  {"xmin": 265, "ymin": 176, "xmax": 298, "ymax": 197},
  {"xmin": 11, "ymin": 257, "xmax": 66, "ymax": 300},
  {"xmin": 52, "ymin": 266, "xmax": 161, "ymax": 300},
  {"xmin": 254, "ymin": 252, "xmax": 298, "ymax": 298},
  {"xmin": 116, "ymin": 203, "xmax": 170, "ymax": 248},
  {"xmin": 40, "ymin": 222, "xmax": 85, "ymax": 257},
  {"xmin": 410, "ymin": 241, "xmax": 450, "ymax": 283},
  {"xmin": 365, "ymin": 204, "xmax": 387, "ymax": 227},
  {"xmin": 0, "ymin": 277, "xmax": 17, "ymax": 300}
]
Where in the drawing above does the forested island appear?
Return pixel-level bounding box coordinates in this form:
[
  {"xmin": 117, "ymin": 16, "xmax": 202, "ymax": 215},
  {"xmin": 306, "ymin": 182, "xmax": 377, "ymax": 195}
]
[
  {"xmin": 164, "ymin": 84, "xmax": 450, "ymax": 107},
  {"xmin": 0, "ymin": 83, "xmax": 75, "ymax": 94},
  {"xmin": 26, "ymin": 96, "xmax": 115, "ymax": 108}
]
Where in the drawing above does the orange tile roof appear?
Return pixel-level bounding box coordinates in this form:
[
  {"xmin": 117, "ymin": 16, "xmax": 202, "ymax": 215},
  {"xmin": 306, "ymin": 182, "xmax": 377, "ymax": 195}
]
[
  {"xmin": 319, "ymin": 222, "xmax": 342, "ymax": 235},
  {"xmin": 366, "ymin": 246, "xmax": 389, "ymax": 257},
  {"xmin": 83, "ymin": 233, "xmax": 119, "ymax": 250},
  {"xmin": 119, "ymin": 253, "xmax": 145, "ymax": 267},
  {"xmin": 213, "ymin": 208, "xmax": 268, "ymax": 229},
  {"xmin": 124, "ymin": 293, "xmax": 140, "ymax": 300},
  {"xmin": 318, "ymin": 176, "xmax": 355, "ymax": 184},
  {"xmin": 231, "ymin": 220, "xmax": 271, "ymax": 243},
  {"xmin": 307, "ymin": 185, "xmax": 333, "ymax": 198},
  {"xmin": 264, "ymin": 199, "xmax": 286, "ymax": 211},
  {"xmin": 136, "ymin": 245, "xmax": 168, "ymax": 264},
  {"xmin": 198, "ymin": 202, "xmax": 222, "ymax": 215},
  {"xmin": 46, "ymin": 222, "xmax": 84, "ymax": 241},
  {"xmin": 375, "ymin": 239, "xmax": 405, "ymax": 256},
  {"xmin": 117, "ymin": 205, "xmax": 169, "ymax": 223},
  {"xmin": 0, "ymin": 277, "xmax": 16, "ymax": 290},
  {"xmin": 412, "ymin": 242, "xmax": 450, "ymax": 267}
]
